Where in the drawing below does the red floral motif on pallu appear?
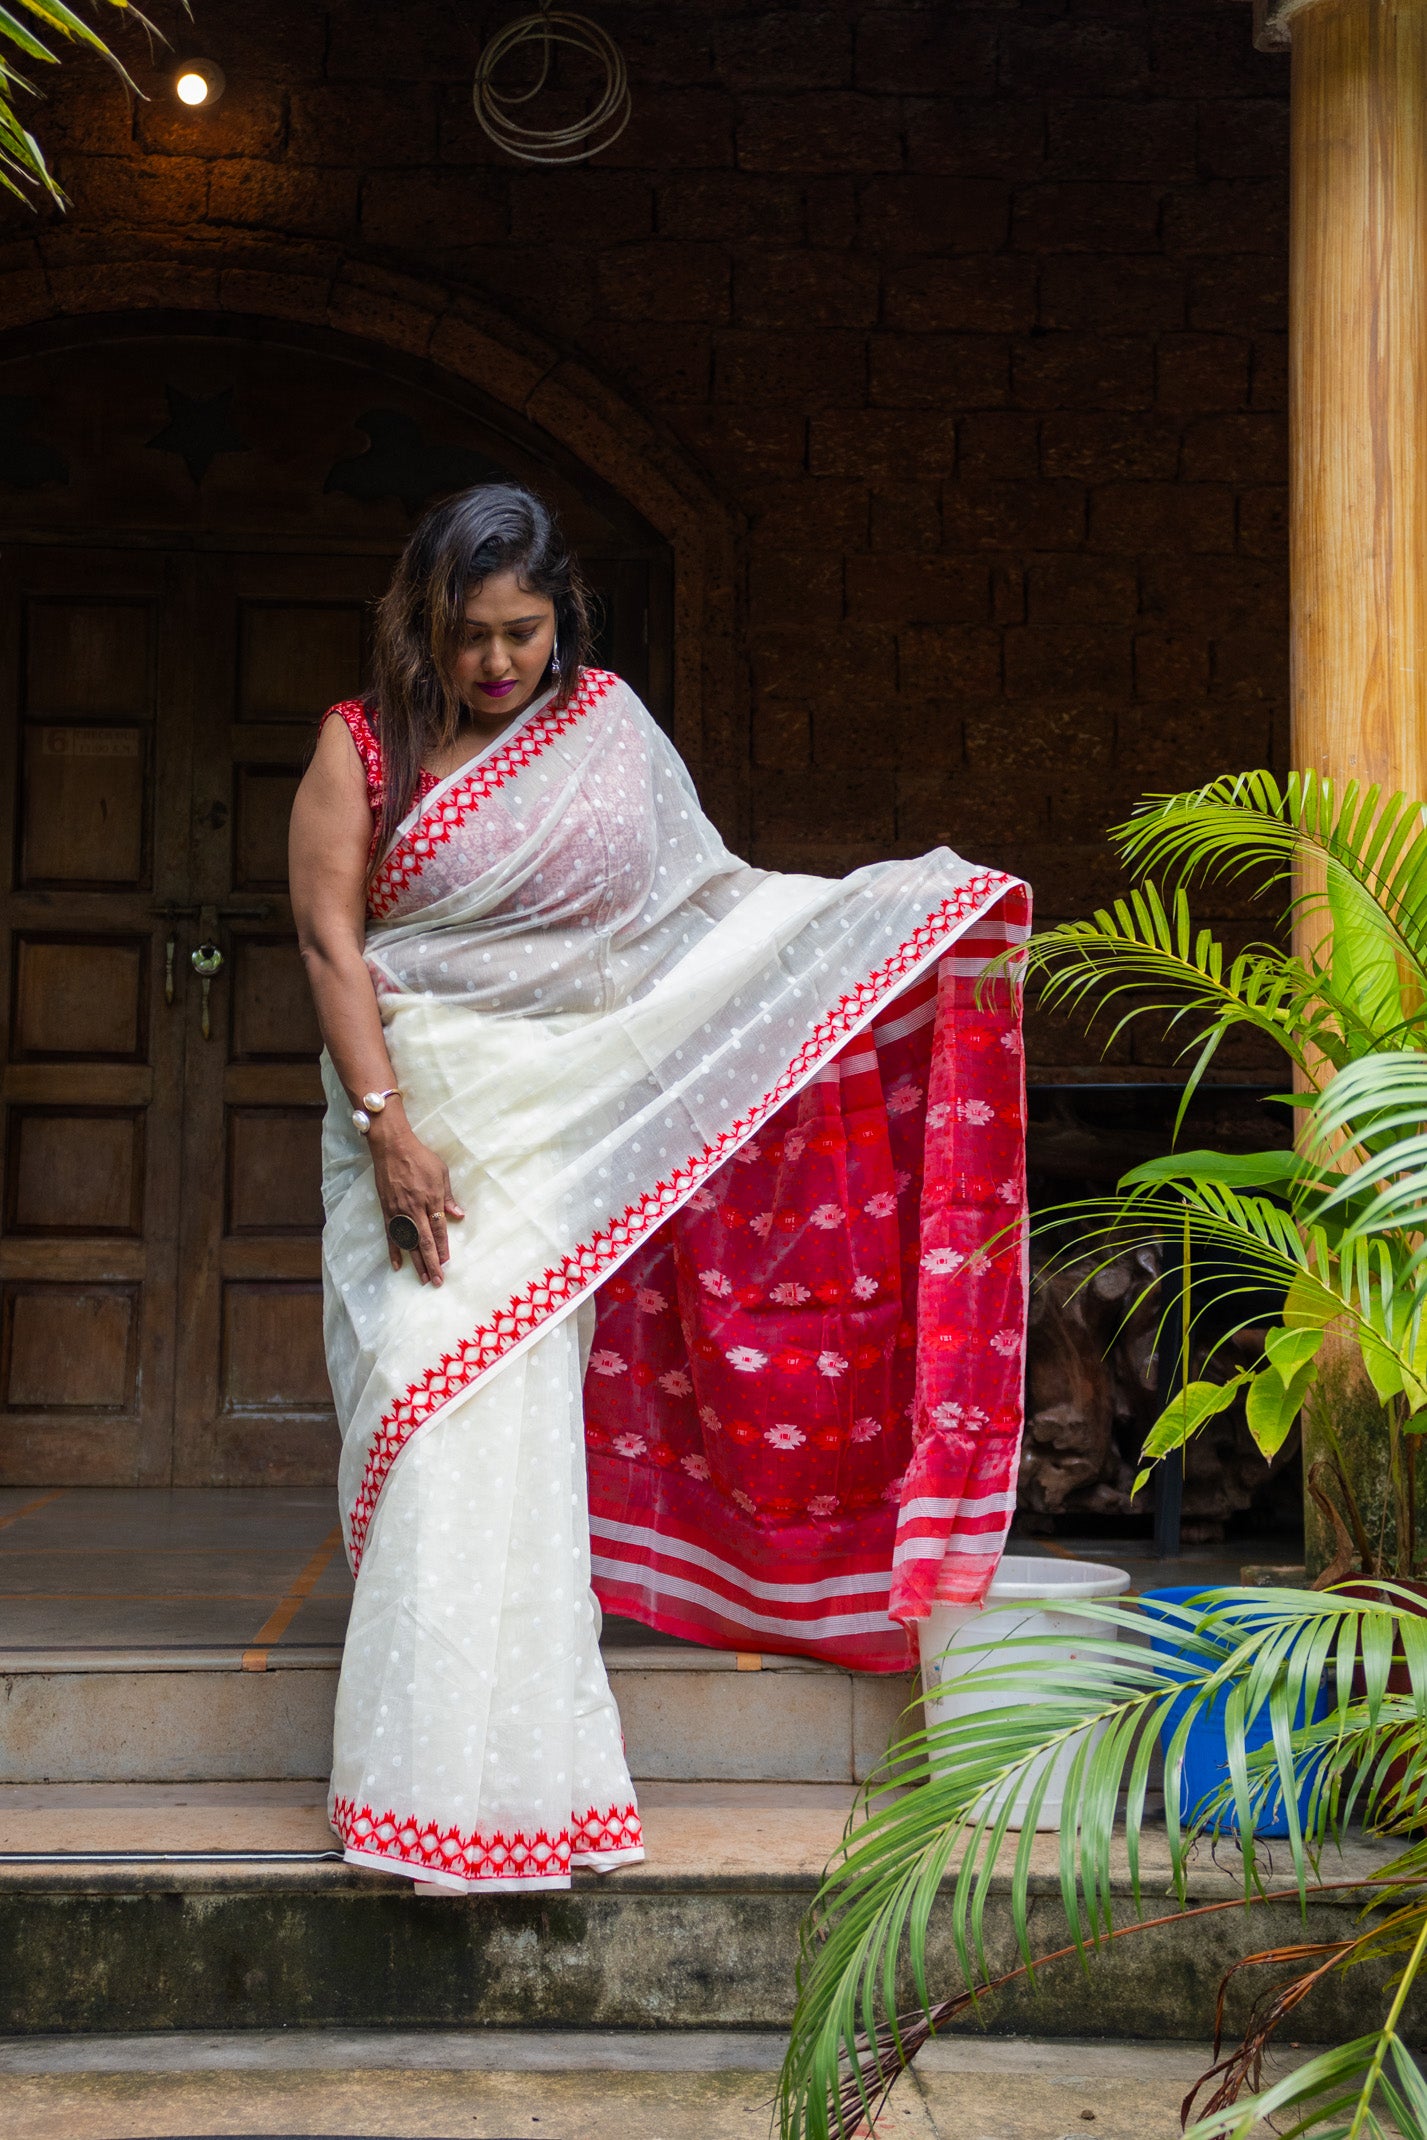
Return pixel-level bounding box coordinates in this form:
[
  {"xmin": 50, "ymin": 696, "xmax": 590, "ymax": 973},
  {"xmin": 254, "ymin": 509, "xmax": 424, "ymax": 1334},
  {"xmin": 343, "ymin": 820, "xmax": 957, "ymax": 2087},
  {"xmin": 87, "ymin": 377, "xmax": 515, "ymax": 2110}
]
[
  {"xmin": 346, "ymin": 872, "xmax": 1017, "ymax": 1567},
  {"xmin": 367, "ymin": 667, "xmax": 620, "ymax": 919},
  {"xmin": 584, "ymin": 885, "xmax": 1031, "ymax": 1668},
  {"xmin": 332, "ymin": 1793, "xmax": 642, "ymax": 1883}
]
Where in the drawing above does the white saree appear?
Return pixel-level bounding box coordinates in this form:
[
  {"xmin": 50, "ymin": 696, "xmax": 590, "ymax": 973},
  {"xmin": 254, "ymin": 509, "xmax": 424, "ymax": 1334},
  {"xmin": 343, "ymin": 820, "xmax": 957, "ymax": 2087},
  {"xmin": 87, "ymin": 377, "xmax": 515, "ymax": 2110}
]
[{"xmin": 321, "ymin": 667, "xmax": 1027, "ymax": 1890}]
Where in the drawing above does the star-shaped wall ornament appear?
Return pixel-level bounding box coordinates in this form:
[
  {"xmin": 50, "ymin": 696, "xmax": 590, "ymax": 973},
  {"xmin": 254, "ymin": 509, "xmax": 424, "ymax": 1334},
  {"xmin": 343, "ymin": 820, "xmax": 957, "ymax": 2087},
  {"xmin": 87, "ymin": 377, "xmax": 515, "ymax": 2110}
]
[
  {"xmin": 324, "ymin": 408, "xmax": 510, "ymax": 516},
  {"xmin": 146, "ymin": 385, "xmax": 251, "ymax": 484}
]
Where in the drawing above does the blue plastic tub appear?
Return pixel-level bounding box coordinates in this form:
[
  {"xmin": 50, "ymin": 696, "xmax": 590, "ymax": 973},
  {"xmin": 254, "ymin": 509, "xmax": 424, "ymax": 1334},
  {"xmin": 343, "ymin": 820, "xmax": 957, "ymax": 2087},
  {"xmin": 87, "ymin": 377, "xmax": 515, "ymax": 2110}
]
[{"xmin": 1139, "ymin": 1585, "xmax": 1323, "ymax": 1837}]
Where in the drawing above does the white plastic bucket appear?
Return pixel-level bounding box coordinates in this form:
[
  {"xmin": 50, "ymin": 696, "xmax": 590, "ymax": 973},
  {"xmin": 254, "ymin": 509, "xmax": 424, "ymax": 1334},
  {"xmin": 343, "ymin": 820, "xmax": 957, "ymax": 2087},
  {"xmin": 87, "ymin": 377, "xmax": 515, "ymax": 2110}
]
[{"xmin": 916, "ymin": 1554, "xmax": 1133, "ymax": 1831}]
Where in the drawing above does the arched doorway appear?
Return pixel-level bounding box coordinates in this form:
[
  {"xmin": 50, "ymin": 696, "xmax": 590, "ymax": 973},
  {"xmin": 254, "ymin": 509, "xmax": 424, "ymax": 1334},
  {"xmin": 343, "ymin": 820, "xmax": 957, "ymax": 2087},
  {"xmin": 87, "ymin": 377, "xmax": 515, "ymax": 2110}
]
[{"xmin": 0, "ymin": 315, "xmax": 675, "ymax": 1489}]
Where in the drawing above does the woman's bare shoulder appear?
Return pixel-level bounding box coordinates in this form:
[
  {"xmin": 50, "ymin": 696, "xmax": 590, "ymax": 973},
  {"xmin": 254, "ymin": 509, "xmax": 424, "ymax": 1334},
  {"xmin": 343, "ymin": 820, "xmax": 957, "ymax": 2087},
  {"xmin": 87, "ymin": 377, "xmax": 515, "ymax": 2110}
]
[
  {"xmin": 293, "ymin": 712, "xmax": 374, "ymax": 846},
  {"xmin": 307, "ymin": 709, "xmax": 372, "ymax": 787}
]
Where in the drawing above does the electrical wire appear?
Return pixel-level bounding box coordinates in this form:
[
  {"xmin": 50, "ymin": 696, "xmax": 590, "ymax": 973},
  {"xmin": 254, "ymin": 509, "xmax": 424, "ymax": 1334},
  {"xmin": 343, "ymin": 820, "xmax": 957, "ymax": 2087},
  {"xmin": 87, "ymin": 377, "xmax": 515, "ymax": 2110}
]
[{"xmin": 473, "ymin": 4, "xmax": 630, "ymax": 165}]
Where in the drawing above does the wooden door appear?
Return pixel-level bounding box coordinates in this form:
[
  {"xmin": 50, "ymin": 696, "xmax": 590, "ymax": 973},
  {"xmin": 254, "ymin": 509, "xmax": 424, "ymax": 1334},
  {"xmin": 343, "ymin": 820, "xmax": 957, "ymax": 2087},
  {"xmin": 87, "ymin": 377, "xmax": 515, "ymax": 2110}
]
[
  {"xmin": 171, "ymin": 551, "xmax": 389, "ymax": 1484},
  {"xmin": 0, "ymin": 545, "xmax": 388, "ymax": 1484},
  {"xmin": 0, "ymin": 549, "xmax": 190, "ymax": 1483}
]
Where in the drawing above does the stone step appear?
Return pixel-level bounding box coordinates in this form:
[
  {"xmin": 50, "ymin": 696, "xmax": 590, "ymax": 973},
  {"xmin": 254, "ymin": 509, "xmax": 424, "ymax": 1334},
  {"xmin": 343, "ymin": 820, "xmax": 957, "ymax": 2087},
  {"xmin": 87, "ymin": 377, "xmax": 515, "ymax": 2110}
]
[
  {"xmin": 0, "ymin": 1780, "xmax": 1407, "ymax": 2041},
  {"xmin": 0, "ymin": 2031, "xmax": 1341, "ymax": 2140},
  {"xmin": 0, "ymin": 1642, "xmax": 916, "ymax": 1787}
]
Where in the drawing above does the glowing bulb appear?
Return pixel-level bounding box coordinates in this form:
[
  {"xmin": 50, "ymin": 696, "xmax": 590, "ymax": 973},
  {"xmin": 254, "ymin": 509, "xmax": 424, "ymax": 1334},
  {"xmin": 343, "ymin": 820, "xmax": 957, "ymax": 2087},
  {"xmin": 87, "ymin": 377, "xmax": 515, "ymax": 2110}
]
[{"xmin": 173, "ymin": 60, "xmax": 224, "ymax": 108}]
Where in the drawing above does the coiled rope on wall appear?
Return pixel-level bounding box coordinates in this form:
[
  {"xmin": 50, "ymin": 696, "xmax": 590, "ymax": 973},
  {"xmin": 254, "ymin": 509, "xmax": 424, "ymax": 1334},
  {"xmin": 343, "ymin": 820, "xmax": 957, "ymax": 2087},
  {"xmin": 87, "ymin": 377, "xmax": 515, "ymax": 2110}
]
[{"xmin": 473, "ymin": 4, "xmax": 631, "ymax": 165}]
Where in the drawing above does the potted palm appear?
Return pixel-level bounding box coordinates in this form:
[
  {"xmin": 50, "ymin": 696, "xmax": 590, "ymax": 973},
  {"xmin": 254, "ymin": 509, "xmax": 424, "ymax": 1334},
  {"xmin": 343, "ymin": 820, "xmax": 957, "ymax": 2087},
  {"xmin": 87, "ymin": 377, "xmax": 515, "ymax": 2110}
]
[{"xmin": 779, "ymin": 772, "xmax": 1427, "ymax": 2139}]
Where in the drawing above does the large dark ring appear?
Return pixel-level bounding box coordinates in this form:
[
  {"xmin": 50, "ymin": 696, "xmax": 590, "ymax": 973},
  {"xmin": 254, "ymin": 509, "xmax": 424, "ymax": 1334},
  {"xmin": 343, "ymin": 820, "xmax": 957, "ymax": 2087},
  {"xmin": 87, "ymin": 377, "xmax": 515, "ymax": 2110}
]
[{"xmin": 387, "ymin": 1213, "xmax": 421, "ymax": 1252}]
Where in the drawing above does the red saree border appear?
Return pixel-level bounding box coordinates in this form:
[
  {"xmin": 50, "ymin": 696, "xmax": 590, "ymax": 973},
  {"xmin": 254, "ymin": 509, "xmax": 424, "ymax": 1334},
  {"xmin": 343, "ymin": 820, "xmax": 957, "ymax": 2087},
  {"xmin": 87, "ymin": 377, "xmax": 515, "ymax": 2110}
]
[
  {"xmin": 332, "ymin": 1792, "xmax": 643, "ymax": 1887},
  {"xmin": 346, "ymin": 868, "xmax": 1021, "ymax": 1568},
  {"xmin": 367, "ymin": 666, "xmax": 620, "ymax": 920}
]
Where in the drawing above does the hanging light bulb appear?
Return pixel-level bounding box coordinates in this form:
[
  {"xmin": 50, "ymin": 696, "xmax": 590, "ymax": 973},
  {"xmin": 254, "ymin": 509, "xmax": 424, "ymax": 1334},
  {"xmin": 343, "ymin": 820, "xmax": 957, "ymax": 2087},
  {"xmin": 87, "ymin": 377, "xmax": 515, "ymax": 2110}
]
[{"xmin": 173, "ymin": 60, "xmax": 225, "ymax": 108}]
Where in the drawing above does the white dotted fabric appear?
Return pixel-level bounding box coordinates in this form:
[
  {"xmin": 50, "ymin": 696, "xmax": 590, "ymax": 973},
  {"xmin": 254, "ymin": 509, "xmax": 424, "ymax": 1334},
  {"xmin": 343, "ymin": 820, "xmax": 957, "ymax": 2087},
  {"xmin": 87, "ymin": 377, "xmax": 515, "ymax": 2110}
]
[{"xmin": 328, "ymin": 1299, "xmax": 639, "ymax": 1890}]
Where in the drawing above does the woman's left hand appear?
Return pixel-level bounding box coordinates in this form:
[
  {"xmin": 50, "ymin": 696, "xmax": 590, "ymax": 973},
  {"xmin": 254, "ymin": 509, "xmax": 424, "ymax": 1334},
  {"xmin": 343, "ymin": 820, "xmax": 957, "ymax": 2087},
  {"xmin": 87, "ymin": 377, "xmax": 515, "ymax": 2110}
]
[{"xmin": 369, "ymin": 1112, "xmax": 465, "ymax": 1285}]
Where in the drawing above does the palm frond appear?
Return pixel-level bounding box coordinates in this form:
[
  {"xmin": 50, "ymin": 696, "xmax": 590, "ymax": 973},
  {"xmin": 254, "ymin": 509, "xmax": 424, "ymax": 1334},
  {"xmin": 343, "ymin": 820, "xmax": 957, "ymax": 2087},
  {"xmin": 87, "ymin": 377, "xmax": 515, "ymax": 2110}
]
[
  {"xmin": 0, "ymin": 0, "xmax": 181, "ymax": 206},
  {"xmin": 1308, "ymin": 1052, "xmax": 1427, "ymax": 1255},
  {"xmin": 779, "ymin": 1593, "xmax": 1427, "ymax": 2140},
  {"xmin": 1044, "ymin": 1170, "xmax": 1427, "ymax": 1462},
  {"xmin": 1116, "ymin": 772, "xmax": 1427, "ymax": 1017},
  {"xmin": 1023, "ymin": 883, "xmax": 1375, "ymax": 1079}
]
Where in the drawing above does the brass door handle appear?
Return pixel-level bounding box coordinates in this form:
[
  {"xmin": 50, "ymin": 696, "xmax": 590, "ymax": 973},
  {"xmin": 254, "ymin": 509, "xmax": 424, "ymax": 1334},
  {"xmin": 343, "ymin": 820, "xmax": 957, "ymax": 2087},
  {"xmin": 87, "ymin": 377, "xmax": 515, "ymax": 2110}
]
[
  {"xmin": 151, "ymin": 903, "xmax": 268, "ymax": 1024},
  {"xmin": 191, "ymin": 941, "xmax": 223, "ymax": 1041}
]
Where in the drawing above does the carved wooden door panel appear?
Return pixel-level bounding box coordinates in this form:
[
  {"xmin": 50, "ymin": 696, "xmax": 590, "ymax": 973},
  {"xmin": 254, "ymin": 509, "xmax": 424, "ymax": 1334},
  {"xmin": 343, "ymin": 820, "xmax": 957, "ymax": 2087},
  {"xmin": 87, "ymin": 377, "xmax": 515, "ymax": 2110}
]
[
  {"xmin": 0, "ymin": 548, "xmax": 190, "ymax": 1483},
  {"xmin": 170, "ymin": 551, "xmax": 390, "ymax": 1485},
  {"xmin": 0, "ymin": 545, "xmax": 390, "ymax": 1485}
]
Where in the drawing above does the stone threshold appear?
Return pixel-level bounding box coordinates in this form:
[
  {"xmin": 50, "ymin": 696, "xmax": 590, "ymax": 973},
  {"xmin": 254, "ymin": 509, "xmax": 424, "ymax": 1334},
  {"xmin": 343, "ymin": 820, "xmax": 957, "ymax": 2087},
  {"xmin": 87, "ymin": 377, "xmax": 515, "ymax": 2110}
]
[
  {"xmin": 0, "ymin": 1791, "xmax": 1413, "ymax": 2040},
  {"xmin": 0, "ymin": 1779, "xmax": 1404, "ymax": 1899}
]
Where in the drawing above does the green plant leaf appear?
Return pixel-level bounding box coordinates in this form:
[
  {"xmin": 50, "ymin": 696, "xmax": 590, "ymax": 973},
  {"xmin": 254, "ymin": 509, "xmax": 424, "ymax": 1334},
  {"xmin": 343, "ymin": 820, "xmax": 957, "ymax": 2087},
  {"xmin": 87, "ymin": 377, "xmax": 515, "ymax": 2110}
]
[
  {"xmin": 1360, "ymin": 1323, "xmax": 1408, "ymax": 1405},
  {"xmin": 1245, "ymin": 1364, "xmax": 1309, "ymax": 1458},
  {"xmin": 1115, "ymin": 772, "xmax": 1427, "ymax": 1025},
  {"xmin": 0, "ymin": 6, "xmax": 56, "ymax": 64},
  {"xmin": 1120, "ymin": 1146, "xmax": 1305, "ymax": 1190},
  {"xmin": 1265, "ymin": 1323, "xmax": 1327, "ymax": 1378},
  {"xmin": 1283, "ymin": 1273, "xmax": 1337, "ymax": 1331},
  {"xmin": 1131, "ymin": 1375, "xmax": 1248, "ymax": 1494},
  {"xmin": 1329, "ymin": 844, "xmax": 1406, "ymax": 1037}
]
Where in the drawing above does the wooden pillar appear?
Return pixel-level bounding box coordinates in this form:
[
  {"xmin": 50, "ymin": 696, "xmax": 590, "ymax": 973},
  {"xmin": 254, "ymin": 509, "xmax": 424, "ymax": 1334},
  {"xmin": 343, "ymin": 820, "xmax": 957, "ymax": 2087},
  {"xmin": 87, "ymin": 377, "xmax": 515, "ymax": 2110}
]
[
  {"xmin": 1280, "ymin": 0, "xmax": 1427, "ymax": 792},
  {"xmin": 1255, "ymin": 0, "xmax": 1427, "ymax": 1575}
]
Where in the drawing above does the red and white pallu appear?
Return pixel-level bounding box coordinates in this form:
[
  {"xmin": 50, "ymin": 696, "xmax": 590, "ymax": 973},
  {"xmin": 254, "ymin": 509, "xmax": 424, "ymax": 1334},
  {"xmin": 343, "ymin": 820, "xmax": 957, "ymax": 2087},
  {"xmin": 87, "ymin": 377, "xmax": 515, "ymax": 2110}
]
[{"xmin": 319, "ymin": 668, "xmax": 1029, "ymax": 1892}]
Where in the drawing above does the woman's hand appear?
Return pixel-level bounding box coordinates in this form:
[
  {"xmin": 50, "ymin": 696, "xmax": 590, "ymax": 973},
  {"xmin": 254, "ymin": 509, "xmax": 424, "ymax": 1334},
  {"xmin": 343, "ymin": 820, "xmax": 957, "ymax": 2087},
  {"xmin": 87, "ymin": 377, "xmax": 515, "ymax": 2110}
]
[{"xmin": 369, "ymin": 1111, "xmax": 465, "ymax": 1285}]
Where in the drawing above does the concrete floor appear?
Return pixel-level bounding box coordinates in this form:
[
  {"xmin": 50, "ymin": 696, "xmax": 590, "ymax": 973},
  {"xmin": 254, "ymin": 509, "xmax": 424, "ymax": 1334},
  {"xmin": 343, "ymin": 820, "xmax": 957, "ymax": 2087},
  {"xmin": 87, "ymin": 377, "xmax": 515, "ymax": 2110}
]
[
  {"xmin": 0, "ymin": 1485, "xmax": 1300, "ymax": 1662},
  {"xmin": 0, "ymin": 1487, "xmax": 355, "ymax": 1658},
  {"xmin": 0, "ymin": 2031, "xmax": 1300, "ymax": 2138}
]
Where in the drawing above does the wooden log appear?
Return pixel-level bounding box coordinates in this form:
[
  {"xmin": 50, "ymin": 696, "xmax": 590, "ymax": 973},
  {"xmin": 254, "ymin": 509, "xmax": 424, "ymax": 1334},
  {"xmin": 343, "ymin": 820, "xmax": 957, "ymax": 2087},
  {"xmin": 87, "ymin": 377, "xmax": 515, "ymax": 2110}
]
[
  {"xmin": 1277, "ymin": 0, "xmax": 1427, "ymax": 1572},
  {"xmin": 1290, "ymin": 0, "xmax": 1427, "ymax": 796}
]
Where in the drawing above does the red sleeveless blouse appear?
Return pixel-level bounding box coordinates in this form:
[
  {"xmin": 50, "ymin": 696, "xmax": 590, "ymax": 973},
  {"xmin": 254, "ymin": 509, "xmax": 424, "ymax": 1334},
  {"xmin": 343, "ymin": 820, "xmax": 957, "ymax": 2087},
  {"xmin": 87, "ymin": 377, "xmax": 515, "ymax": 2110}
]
[{"xmin": 321, "ymin": 701, "xmax": 439, "ymax": 861}]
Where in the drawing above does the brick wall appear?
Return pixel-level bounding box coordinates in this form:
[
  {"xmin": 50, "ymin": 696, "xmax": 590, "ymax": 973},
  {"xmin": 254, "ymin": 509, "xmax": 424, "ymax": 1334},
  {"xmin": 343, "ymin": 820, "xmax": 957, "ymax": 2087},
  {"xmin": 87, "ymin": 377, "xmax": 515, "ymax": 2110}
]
[{"xmin": 5, "ymin": 0, "xmax": 1290, "ymax": 1076}]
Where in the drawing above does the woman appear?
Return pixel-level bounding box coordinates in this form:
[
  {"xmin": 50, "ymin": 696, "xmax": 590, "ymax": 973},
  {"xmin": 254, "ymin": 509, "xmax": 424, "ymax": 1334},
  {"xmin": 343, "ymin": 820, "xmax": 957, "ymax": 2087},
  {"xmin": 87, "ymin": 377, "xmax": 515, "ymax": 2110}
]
[{"xmin": 291, "ymin": 485, "xmax": 1029, "ymax": 1895}]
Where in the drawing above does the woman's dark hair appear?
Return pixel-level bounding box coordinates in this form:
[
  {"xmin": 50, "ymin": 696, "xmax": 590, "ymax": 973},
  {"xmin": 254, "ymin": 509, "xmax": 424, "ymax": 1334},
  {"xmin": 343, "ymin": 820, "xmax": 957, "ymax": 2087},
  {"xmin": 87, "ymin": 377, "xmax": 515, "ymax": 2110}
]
[{"xmin": 367, "ymin": 483, "xmax": 593, "ymax": 850}]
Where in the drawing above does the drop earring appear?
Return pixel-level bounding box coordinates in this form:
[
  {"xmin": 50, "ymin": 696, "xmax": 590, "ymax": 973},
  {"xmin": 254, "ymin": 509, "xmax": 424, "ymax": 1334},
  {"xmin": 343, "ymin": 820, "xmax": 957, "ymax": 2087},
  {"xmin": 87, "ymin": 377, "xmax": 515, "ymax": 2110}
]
[{"xmin": 550, "ymin": 634, "xmax": 562, "ymax": 678}]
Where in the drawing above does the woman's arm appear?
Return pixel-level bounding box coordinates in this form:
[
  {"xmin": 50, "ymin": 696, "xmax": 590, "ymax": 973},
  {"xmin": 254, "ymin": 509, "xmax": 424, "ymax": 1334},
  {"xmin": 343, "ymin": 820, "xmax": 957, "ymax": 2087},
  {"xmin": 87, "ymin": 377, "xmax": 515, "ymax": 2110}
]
[{"xmin": 289, "ymin": 717, "xmax": 463, "ymax": 1286}]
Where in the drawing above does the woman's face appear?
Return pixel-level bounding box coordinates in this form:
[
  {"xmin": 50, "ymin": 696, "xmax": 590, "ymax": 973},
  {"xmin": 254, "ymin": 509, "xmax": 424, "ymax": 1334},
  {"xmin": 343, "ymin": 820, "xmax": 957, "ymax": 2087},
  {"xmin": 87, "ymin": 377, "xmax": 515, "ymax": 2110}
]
[{"xmin": 451, "ymin": 569, "xmax": 557, "ymax": 725}]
